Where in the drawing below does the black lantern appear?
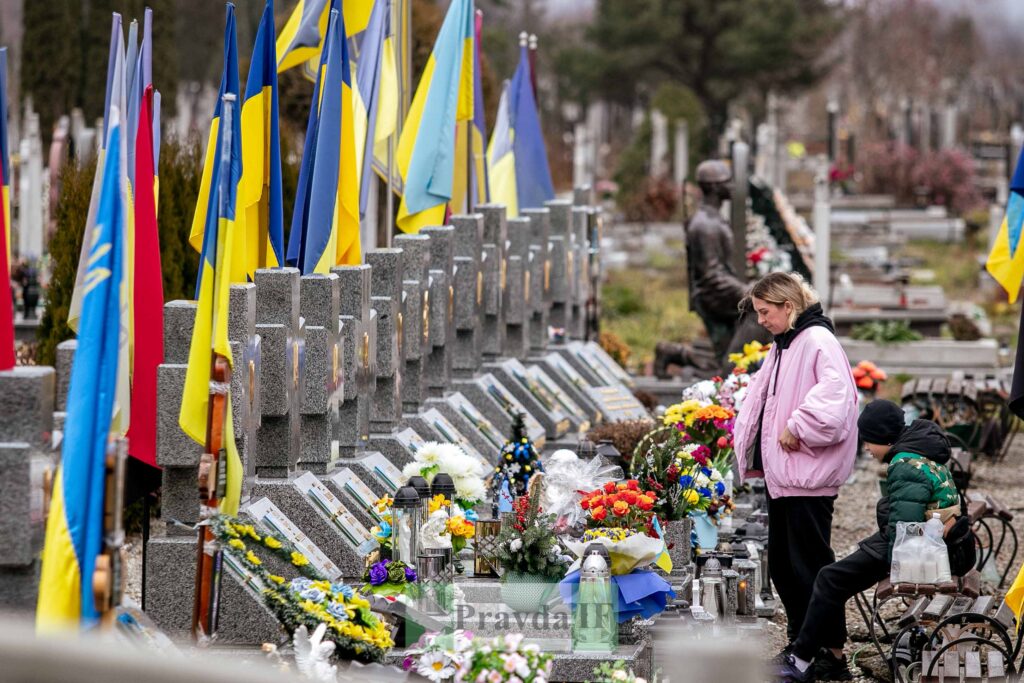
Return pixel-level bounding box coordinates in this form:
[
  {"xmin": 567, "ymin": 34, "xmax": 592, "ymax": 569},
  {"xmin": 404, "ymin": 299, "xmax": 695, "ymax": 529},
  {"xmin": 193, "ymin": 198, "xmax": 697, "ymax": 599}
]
[
  {"xmin": 407, "ymin": 475, "xmax": 432, "ymax": 523},
  {"xmin": 431, "ymin": 473, "xmax": 456, "ymax": 517},
  {"xmin": 595, "ymin": 439, "xmax": 624, "ymax": 471}
]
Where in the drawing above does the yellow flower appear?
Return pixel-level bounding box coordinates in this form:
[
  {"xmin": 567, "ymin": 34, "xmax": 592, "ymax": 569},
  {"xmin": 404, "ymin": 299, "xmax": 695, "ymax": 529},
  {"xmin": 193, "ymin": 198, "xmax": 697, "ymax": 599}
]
[
  {"xmin": 291, "ymin": 551, "xmax": 309, "ymax": 567},
  {"xmin": 683, "ymin": 490, "xmax": 700, "ymax": 505},
  {"xmin": 427, "ymin": 493, "xmax": 450, "ymax": 514},
  {"xmin": 349, "ymin": 594, "xmax": 371, "ymax": 611},
  {"xmin": 228, "ymin": 539, "xmax": 246, "ymax": 551},
  {"xmin": 263, "ymin": 536, "xmax": 282, "ymax": 549},
  {"xmin": 312, "ymin": 580, "xmax": 332, "ymax": 592},
  {"xmin": 245, "ymin": 550, "xmax": 262, "ymax": 566},
  {"xmin": 373, "ymin": 496, "xmax": 394, "ymax": 512},
  {"xmin": 268, "ymin": 574, "xmax": 285, "ymax": 585}
]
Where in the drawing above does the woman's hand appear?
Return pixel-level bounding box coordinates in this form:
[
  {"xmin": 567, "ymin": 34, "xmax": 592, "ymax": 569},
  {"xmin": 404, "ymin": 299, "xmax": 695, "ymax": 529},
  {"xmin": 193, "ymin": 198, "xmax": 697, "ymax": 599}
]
[{"xmin": 779, "ymin": 427, "xmax": 800, "ymax": 452}]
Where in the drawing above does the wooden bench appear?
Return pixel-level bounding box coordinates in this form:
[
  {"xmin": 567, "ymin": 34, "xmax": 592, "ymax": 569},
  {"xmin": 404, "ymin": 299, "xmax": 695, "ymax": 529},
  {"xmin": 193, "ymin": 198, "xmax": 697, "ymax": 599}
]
[{"xmin": 917, "ymin": 595, "xmax": 1018, "ymax": 683}]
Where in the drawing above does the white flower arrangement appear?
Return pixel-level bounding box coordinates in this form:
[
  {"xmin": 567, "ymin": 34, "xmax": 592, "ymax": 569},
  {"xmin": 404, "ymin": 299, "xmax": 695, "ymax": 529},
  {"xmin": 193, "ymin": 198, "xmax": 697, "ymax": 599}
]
[{"xmin": 402, "ymin": 441, "xmax": 488, "ymax": 508}]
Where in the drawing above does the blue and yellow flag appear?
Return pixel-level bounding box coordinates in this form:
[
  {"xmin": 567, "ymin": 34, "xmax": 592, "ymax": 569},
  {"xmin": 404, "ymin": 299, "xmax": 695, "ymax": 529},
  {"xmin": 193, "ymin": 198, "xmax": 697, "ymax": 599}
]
[
  {"xmin": 277, "ymin": 0, "xmax": 373, "ymax": 75},
  {"xmin": 37, "ymin": 110, "xmax": 127, "ymax": 632},
  {"xmin": 451, "ymin": 9, "xmax": 488, "ymax": 212},
  {"xmin": 0, "ymin": 47, "xmax": 10, "ymax": 269},
  {"xmin": 240, "ymin": 0, "xmax": 285, "ymax": 274},
  {"xmin": 354, "ymin": 0, "xmax": 398, "ymax": 220},
  {"xmin": 179, "ymin": 7, "xmax": 243, "ymax": 517},
  {"xmin": 288, "ymin": 9, "xmax": 361, "ymax": 273},
  {"xmin": 395, "ymin": 0, "xmax": 475, "ymax": 234},
  {"xmin": 188, "ymin": 4, "xmax": 247, "ymax": 286},
  {"xmin": 487, "ymin": 80, "xmax": 517, "ymax": 217},
  {"xmin": 509, "ymin": 43, "xmax": 554, "ymax": 211},
  {"xmin": 987, "ymin": 146, "xmax": 1024, "ymax": 303}
]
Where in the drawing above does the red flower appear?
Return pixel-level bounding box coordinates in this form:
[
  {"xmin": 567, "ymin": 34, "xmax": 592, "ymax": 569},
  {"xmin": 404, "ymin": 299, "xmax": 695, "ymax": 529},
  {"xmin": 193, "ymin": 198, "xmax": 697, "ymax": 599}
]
[
  {"xmin": 646, "ymin": 490, "xmax": 657, "ymax": 499},
  {"xmin": 638, "ymin": 495, "xmax": 654, "ymax": 511},
  {"xmin": 580, "ymin": 498, "xmax": 591, "ymax": 510},
  {"xmin": 612, "ymin": 500, "xmax": 630, "ymax": 517},
  {"xmin": 603, "ymin": 482, "xmax": 616, "ymax": 494},
  {"xmin": 717, "ymin": 436, "xmax": 730, "ymax": 449},
  {"xmin": 592, "ymin": 506, "xmax": 607, "ymax": 521},
  {"xmin": 622, "ymin": 490, "xmax": 639, "ymax": 505},
  {"xmin": 606, "ymin": 493, "xmax": 620, "ymax": 505},
  {"xmin": 626, "ymin": 480, "xmax": 640, "ymax": 491}
]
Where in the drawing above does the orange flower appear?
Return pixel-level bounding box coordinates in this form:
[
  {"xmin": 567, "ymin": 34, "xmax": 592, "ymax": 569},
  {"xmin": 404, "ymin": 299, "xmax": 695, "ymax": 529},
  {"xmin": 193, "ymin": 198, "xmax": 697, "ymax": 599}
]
[
  {"xmin": 606, "ymin": 493, "xmax": 620, "ymax": 505},
  {"xmin": 622, "ymin": 490, "xmax": 639, "ymax": 505},
  {"xmin": 638, "ymin": 495, "xmax": 654, "ymax": 511},
  {"xmin": 612, "ymin": 500, "xmax": 630, "ymax": 517},
  {"xmin": 693, "ymin": 405, "xmax": 735, "ymax": 422},
  {"xmin": 616, "ymin": 482, "xmax": 628, "ymax": 491},
  {"xmin": 592, "ymin": 506, "xmax": 607, "ymax": 521}
]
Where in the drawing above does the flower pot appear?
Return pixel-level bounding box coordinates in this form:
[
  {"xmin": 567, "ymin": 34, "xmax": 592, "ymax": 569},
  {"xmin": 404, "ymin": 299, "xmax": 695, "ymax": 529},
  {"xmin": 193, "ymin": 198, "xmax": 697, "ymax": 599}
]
[
  {"xmin": 689, "ymin": 510, "xmax": 719, "ymax": 551},
  {"xmin": 500, "ymin": 572, "xmax": 559, "ymax": 613},
  {"xmin": 665, "ymin": 518, "xmax": 693, "ymax": 574}
]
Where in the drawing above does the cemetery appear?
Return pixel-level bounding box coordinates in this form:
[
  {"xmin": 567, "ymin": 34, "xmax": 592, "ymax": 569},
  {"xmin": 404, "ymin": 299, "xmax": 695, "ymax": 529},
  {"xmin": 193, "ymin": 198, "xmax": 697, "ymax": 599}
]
[{"xmin": 8, "ymin": 2, "xmax": 1024, "ymax": 683}]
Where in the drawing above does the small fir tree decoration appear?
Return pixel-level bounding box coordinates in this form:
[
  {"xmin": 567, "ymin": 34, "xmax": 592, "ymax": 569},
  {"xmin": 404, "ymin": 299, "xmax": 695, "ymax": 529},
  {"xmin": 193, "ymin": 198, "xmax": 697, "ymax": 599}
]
[{"xmin": 494, "ymin": 412, "xmax": 544, "ymax": 498}]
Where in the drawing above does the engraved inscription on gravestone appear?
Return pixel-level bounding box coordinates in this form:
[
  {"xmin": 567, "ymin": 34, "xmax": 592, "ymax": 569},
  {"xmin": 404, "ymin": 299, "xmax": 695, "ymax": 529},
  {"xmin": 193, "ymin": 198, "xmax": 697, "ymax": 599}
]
[
  {"xmin": 361, "ymin": 452, "xmax": 405, "ymax": 493},
  {"xmin": 421, "ymin": 408, "xmax": 490, "ymax": 469},
  {"xmin": 292, "ymin": 473, "xmax": 376, "ymax": 555},
  {"xmin": 447, "ymin": 392, "xmax": 504, "ymax": 452},
  {"xmin": 247, "ymin": 497, "xmax": 344, "ymax": 580},
  {"xmin": 331, "ymin": 468, "xmax": 386, "ymax": 522}
]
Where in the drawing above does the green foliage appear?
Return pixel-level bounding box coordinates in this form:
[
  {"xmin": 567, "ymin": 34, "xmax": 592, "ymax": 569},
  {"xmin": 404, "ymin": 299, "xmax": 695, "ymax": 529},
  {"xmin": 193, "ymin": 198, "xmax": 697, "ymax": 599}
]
[
  {"xmin": 494, "ymin": 494, "xmax": 569, "ymax": 579},
  {"xmin": 850, "ymin": 321, "xmax": 923, "ymax": 345},
  {"xmin": 157, "ymin": 137, "xmax": 203, "ymax": 302},
  {"xmin": 21, "ymin": 2, "xmax": 81, "ymax": 144},
  {"xmin": 37, "ymin": 159, "xmax": 96, "ymax": 367}
]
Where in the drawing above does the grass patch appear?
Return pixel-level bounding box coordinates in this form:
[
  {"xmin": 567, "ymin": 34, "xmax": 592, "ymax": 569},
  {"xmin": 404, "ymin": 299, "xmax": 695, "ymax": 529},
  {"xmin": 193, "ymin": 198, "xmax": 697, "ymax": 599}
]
[{"xmin": 902, "ymin": 236, "xmax": 984, "ymax": 294}]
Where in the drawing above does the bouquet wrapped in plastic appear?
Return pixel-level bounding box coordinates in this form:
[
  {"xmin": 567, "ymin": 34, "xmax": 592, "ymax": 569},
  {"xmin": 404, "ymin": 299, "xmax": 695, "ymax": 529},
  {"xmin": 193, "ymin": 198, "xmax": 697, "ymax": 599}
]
[{"xmin": 541, "ymin": 449, "xmax": 623, "ymax": 530}]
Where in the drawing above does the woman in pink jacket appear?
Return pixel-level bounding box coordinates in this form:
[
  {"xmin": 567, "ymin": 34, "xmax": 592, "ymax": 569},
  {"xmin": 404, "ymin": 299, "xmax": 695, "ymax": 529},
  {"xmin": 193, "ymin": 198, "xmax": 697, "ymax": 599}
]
[{"xmin": 734, "ymin": 272, "xmax": 858, "ymax": 666}]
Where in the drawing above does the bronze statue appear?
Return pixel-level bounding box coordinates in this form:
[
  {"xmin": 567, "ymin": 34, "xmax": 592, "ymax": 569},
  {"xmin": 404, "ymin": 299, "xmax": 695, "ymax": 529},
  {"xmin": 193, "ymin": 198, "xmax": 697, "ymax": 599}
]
[{"xmin": 686, "ymin": 160, "xmax": 748, "ymax": 361}]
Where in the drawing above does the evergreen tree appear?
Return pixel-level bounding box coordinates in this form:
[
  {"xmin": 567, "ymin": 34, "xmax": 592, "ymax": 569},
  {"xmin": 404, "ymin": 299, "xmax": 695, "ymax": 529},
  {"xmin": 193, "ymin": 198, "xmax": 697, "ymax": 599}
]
[
  {"xmin": 157, "ymin": 136, "xmax": 202, "ymax": 302},
  {"xmin": 494, "ymin": 413, "xmax": 544, "ymax": 498},
  {"xmin": 21, "ymin": 1, "xmax": 82, "ymax": 145},
  {"xmin": 37, "ymin": 159, "xmax": 96, "ymax": 367}
]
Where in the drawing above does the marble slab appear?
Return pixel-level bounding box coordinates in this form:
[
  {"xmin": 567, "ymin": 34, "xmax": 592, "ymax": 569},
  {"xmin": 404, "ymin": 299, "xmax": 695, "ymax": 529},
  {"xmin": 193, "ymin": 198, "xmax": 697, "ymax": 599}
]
[
  {"xmin": 486, "ymin": 359, "xmax": 570, "ymax": 439},
  {"xmin": 246, "ymin": 496, "xmax": 344, "ymax": 580}
]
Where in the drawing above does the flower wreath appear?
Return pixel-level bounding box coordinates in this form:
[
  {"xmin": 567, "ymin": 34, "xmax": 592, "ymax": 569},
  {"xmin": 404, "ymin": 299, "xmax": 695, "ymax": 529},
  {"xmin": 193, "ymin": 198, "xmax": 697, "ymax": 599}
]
[{"xmin": 212, "ymin": 515, "xmax": 394, "ymax": 662}]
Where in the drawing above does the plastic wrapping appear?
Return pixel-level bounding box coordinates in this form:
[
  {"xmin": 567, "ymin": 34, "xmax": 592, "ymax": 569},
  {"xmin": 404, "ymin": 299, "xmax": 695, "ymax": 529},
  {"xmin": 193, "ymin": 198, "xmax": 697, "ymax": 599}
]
[
  {"xmin": 541, "ymin": 450, "xmax": 624, "ymax": 529},
  {"xmin": 890, "ymin": 519, "xmax": 952, "ymax": 584}
]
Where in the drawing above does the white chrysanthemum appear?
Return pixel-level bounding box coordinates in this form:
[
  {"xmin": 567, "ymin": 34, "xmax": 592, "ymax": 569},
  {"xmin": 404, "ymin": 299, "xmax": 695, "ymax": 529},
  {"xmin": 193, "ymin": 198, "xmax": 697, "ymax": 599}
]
[
  {"xmin": 695, "ymin": 473, "xmax": 710, "ymax": 488},
  {"xmin": 415, "ymin": 441, "xmax": 451, "ymax": 466},
  {"xmin": 683, "ymin": 380, "xmax": 718, "ymax": 403},
  {"xmin": 454, "ymin": 476, "xmax": 486, "ymax": 504},
  {"xmin": 402, "ymin": 461, "xmax": 426, "ymax": 481}
]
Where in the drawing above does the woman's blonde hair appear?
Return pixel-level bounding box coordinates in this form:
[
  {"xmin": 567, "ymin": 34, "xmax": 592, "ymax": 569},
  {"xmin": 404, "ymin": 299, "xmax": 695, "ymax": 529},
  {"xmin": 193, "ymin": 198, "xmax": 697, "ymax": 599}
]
[{"xmin": 749, "ymin": 272, "xmax": 819, "ymax": 329}]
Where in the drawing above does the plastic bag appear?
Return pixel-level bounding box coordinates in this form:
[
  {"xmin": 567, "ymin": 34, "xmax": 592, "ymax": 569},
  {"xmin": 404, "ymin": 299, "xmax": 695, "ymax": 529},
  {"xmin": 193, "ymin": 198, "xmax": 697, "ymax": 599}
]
[{"xmin": 890, "ymin": 519, "xmax": 952, "ymax": 584}]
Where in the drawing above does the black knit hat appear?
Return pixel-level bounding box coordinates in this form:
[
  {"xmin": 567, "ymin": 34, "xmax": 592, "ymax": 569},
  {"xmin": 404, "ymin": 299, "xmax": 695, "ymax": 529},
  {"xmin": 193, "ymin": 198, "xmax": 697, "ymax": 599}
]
[{"xmin": 858, "ymin": 399, "xmax": 906, "ymax": 445}]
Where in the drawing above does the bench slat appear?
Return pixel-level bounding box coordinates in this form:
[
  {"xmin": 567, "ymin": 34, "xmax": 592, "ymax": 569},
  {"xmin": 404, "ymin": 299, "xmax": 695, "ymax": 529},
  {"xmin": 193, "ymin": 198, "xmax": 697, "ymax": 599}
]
[
  {"xmin": 923, "ymin": 595, "xmax": 953, "ymax": 621},
  {"xmin": 942, "ymin": 651, "xmax": 959, "ymax": 683},
  {"xmin": 963, "ymin": 651, "xmax": 982, "ymax": 681},
  {"xmin": 969, "ymin": 595, "xmax": 994, "ymax": 616},
  {"xmin": 987, "ymin": 651, "xmax": 1006, "ymax": 682},
  {"xmin": 898, "ymin": 596, "xmax": 930, "ymax": 628}
]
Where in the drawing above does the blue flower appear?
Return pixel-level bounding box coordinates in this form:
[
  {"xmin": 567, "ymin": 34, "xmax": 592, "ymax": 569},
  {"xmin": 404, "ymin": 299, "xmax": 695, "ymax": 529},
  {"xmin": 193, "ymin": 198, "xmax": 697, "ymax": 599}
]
[
  {"xmin": 327, "ymin": 601, "xmax": 349, "ymax": 620},
  {"xmin": 697, "ymin": 487, "xmax": 712, "ymax": 498},
  {"xmin": 701, "ymin": 467, "xmax": 712, "ymax": 477},
  {"xmin": 715, "ymin": 482, "xmax": 726, "ymax": 496},
  {"xmin": 679, "ymin": 475, "xmax": 693, "ymax": 488},
  {"xmin": 299, "ymin": 587, "xmax": 326, "ymax": 603},
  {"xmin": 464, "ymin": 508, "xmax": 479, "ymax": 522},
  {"xmin": 290, "ymin": 577, "xmax": 313, "ymax": 593},
  {"xmin": 331, "ymin": 583, "xmax": 355, "ymax": 599},
  {"xmin": 377, "ymin": 520, "xmax": 392, "ymax": 538}
]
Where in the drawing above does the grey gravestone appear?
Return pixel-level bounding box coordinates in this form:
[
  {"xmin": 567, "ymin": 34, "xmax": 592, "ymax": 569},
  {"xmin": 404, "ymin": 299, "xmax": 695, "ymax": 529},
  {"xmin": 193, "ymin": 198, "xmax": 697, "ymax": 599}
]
[
  {"xmin": 365, "ymin": 250, "xmax": 404, "ymax": 433},
  {"xmin": 55, "ymin": 339, "xmax": 76, "ymax": 411},
  {"xmin": 521, "ymin": 207, "xmax": 551, "ymax": 353},
  {"xmin": 478, "ymin": 204, "xmax": 507, "ymax": 359},
  {"xmin": 450, "ymin": 214, "xmax": 484, "ymax": 378},
  {"xmin": 0, "ymin": 442, "xmax": 44, "ymax": 614},
  {"xmin": 525, "ymin": 363, "xmax": 590, "ymax": 434},
  {"xmin": 453, "ymin": 373, "xmax": 546, "ymax": 449},
  {"xmin": 367, "ymin": 426, "xmax": 422, "ymax": 469},
  {"xmin": 421, "ymin": 225, "xmax": 455, "ymax": 397},
  {"xmin": 545, "ymin": 199, "xmax": 574, "ymax": 336},
  {"xmin": 485, "ymin": 359, "xmax": 569, "ymax": 440},
  {"xmin": 297, "ymin": 274, "xmax": 342, "ymax": 474},
  {"xmin": 0, "ymin": 367, "xmax": 55, "ymax": 447},
  {"xmin": 426, "ymin": 394, "xmax": 504, "ymax": 463},
  {"xmin": 254, "ymin": 267, "xmax": 301, "ymax": 330},
  {"xmin": 571, "ymin": 207, "xmax": 590, "ymax": 340},
  {"xmin": 332, "ymin": 266, "xmax": 378, "ymax": 455},
  {"xmin": 344, "ymin": 451, "xmax": 404, "ymax": 498},
  {"xmin": 394, "ymin": 234, "xmax": 431, "ymax": 414},
  {"xmin": 228, "ymin": 283, "xmax": 257, "ymax": 343},
  {"xmin": 503, "ymin": 217, "xmax": 531, "ymax": 359},
  {"xmin": 327, "ymin": 467, "xmax": 388, "ymax": 531},
  {"xmin": 156, "ymin": 363, "xmax": 203, "ymax": 534},
  {"xmin": 534, "ymin": 352, "xmax": 603, "ymax": 422},
  {"xmin": 162, "ymin": 300, "xmax": 197, "ymax": 364}
]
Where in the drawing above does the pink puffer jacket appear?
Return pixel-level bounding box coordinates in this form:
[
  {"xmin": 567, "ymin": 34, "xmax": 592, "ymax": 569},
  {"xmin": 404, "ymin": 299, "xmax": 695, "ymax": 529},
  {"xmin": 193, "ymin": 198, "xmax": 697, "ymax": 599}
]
[{"xmin": 734, "ymin": 326, "xmax": 859, "ymax": 498}]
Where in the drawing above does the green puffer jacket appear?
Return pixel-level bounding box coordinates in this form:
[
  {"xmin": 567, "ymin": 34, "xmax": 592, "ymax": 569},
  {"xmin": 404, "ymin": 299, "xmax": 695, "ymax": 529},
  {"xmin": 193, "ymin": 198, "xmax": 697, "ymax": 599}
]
[{"xmin": 858, "ymin": 420, "xmax": 960, "ymax": 561}]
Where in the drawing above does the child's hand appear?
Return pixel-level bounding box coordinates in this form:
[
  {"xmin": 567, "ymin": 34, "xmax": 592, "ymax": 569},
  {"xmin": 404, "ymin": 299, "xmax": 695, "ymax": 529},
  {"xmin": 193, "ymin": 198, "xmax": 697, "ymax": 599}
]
[{"xmin": 779, "ymin": 427, "xmax": 800, "ymax": 451}]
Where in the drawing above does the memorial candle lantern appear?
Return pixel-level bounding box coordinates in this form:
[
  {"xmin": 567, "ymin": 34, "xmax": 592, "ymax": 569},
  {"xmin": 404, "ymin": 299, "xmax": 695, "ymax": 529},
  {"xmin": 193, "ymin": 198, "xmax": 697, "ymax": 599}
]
[
  {"xmin": 392, "ymin": 486, "xmax": 421, "ymax": 564},
  {"xmin": 431, "ymin": 473, "xmax": 456, "ymax": 517},
  {"xmin": 572, "ymin": 543, "xmax": 616, "ymax": 652},
  {"xmin": 407, "ymin": 475, "xmax": 432, "ymax": 523}
]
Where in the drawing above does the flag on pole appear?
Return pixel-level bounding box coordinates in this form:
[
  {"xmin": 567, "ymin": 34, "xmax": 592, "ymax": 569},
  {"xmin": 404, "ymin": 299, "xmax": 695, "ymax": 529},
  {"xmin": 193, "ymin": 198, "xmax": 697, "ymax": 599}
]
[
  {"xmin": 37, "ymin": 108, "xmax": 127, "ymax": 632},
  {"xmin": 509, "ymin": 42, "xmax": 554, "ymax": 210},
  {"xmin": 395, "ymin": 0, "xmax": 475, "ymax": 234},
  {"xmin": 69, "ymin": 15, "xmax": 125, "ymax": 333},
  {"xmin": 451, "ymin": 9, "xmax": 488, "ymax": 212},
  {"xmin": 0, "ymin": 47, "xmax": 13, "ymax": 372},
  {"xmin": 240, "ymin": 0, "xmax": 285, "ymax": 274},
  {"xmin": 179, "ymin": 5, "xmax": 244, "ymax": 518},
  {"xmin": 986, "ymin": 146, "xmax": 1024, "ymax": 304},
  {"xmin": 187, "ymin": 4, "xmax": 247, "ymax": 286},
  {"xmin": 354, "ymin": 0, "xmax": 397, "ymax": 220},
  {"xmin": 277, "ymin": 0, "xmax": 374, "ymax": 75},
  {"xmin": 288, "ymin": 9, "xmax": 360, "ymax": 273},
  {"xmin": 125, "ymin": 85, "xmax": 162, "ymax": 468},
  {"xmin": 487, "ymin": 80, "xmax": 517, "ymax": 217}
]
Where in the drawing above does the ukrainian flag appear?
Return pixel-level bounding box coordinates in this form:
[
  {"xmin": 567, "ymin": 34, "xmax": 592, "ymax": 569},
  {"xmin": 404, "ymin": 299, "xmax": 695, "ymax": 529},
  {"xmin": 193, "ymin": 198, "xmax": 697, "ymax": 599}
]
[
  {"xmin": 69, "ymin": 15, "xmax": 125, "ymax": 333},
  {"xmin": 0, "ymin": 48, "xmax": 10, "ymax": 269},
  {"xmin": 987, "ymin": 145, "xmax": 1024, "ymax": 303},
  {"xmin": 451, "ymin": 9, "xmax": 488, "ymax": 212},
  {"xmin": 353, "ymin": 0, "xmax": 398, "ymax": 220},
  {"xmin": 395, "ymin": 0, "xmax": 475, "ymax": 234},
  {"xmin": 240, "ymin": 0, "xmax": 285, "ymax": 274},
  {"xmin": 37, "ymin": 108, "xmax": 127, "ymax": 632},
  {"xmin": 288, "ymin": 9, "xmax": 361, "ymax": 274},
  {"xmin": 277, "ymin": 0, "xmax": 374, "ymax": 75},
  {"xmin": 487, "ymin": 80, "xmax": 517, "ymax": 217},
  {"xmin": 188, "ymin": 4, "xmax": 247, "ymax": 287},
  {"xmin": 508, "ymin": 43, "xmax": 554, "ymax": 211},
  {"xmin": 179, "ymin": 7, "xmax": 243, "ymax": 517}
]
